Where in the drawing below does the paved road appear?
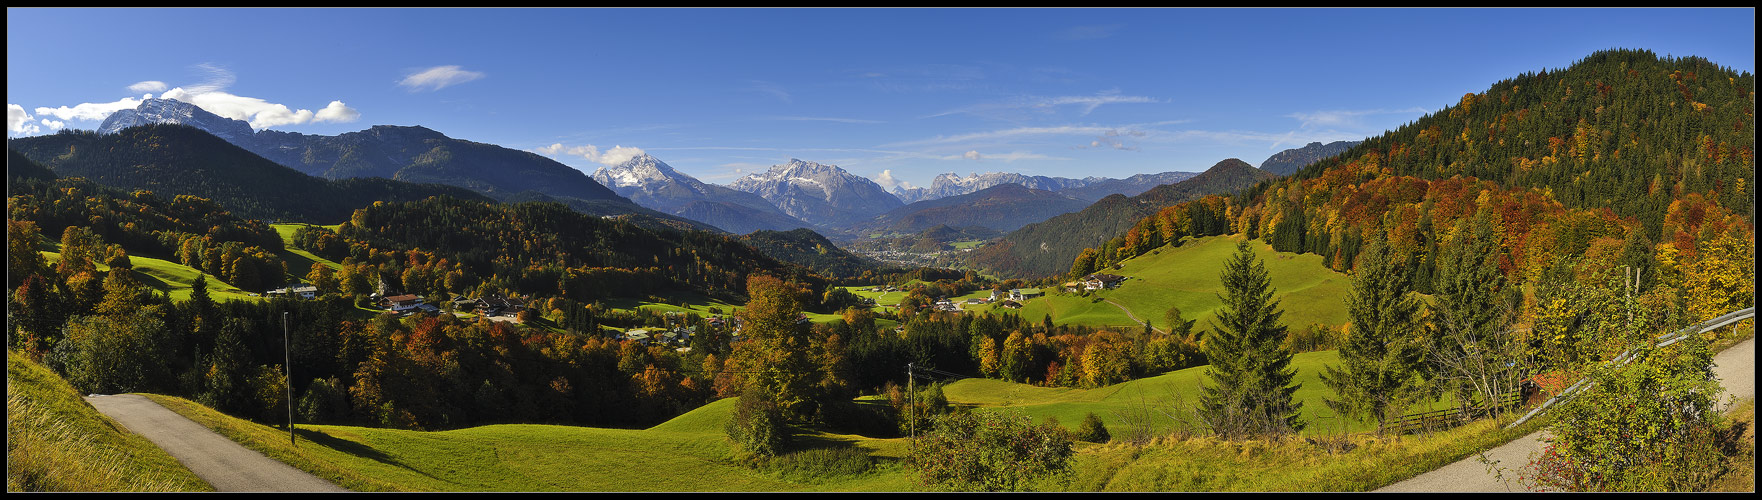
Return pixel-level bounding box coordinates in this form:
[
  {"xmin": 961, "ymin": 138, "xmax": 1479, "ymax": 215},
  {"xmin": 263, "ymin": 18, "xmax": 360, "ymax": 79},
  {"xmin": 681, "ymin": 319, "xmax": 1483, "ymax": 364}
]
[
  {"xmin": 85, "ymin": 394, "xmax": 348, "ymax": 492},
  {"xmin": 1378, "ymin": 335, "xmax": 1755, "ymax": 492}
]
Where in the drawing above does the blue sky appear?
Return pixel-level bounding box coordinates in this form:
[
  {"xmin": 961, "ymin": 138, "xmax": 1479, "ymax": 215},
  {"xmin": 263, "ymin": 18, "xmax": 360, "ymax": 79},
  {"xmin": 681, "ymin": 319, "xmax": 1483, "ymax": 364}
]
[{"xmin": 7, "ymin": 8, "xmax": 1754, "ymax": 190}]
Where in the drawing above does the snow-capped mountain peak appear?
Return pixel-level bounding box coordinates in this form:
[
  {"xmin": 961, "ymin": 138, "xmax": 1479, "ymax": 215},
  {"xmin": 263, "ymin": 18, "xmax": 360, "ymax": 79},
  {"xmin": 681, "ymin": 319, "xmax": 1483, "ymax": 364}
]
[{"xmin": 97, "ymin": 97, "xmax": 255, "ymax": 141}]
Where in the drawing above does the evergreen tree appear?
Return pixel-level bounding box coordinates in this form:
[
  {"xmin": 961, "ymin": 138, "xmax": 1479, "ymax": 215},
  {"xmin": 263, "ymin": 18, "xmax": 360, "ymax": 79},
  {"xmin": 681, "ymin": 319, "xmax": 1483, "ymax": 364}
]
[
  {"xmin": 1320, "ymin": 240, "xmax": 1428, "ymax": 429},
  {"xmin": 1197, "ymin": 240, "xmax": 1303, "ymax": 438},
  {"xmin": 1427, "ymin": 210, "xmax": 1527, "ymax": 415}
]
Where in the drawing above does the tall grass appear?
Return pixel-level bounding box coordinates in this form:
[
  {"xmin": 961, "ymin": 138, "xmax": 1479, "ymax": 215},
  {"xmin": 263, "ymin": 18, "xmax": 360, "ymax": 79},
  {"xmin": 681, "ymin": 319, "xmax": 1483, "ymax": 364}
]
[{"xmin": 6, "ymin": 351, "xmax": 211, "ymax": 492}]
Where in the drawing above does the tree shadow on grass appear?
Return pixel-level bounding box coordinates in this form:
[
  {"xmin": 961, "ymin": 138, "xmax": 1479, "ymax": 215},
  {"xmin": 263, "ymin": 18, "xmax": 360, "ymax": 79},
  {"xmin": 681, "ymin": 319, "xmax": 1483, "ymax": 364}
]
[{"xmin": 295, "ymin": 427, "xmax": 402, "ymax": 469}]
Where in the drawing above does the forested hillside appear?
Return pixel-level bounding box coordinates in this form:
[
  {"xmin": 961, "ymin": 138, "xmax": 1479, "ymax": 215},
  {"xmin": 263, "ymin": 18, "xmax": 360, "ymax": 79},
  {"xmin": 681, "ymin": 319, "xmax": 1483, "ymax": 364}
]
[
  {"xmin": 967, "ymin": 158, "xmax": 1275, "ymax": 278},
  {"xmin": 1067, "ymin": 49, "xmax": 1752, "ymax": 322},
  {"xmin": 8, "ymin": 125, "xmax": 493, "ymax": 223}
]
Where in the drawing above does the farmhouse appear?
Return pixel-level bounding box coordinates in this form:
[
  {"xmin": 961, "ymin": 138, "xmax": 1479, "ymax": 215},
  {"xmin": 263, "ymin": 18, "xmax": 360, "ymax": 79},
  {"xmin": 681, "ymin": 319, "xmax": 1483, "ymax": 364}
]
[
  {"xmin": 266, "ymin": 284, "xmax": 318, "ymax": 299},
  {"xmin": 1008, "ymin": 288, "xmax": 1043, "ymax": 302},
  {"xmin": 382, "ymin": 294, "xmax": 425, "ymax": 312},
  {"xmin": 1083, "ymin": 273, "xmax": 1127, "ymax": 290}
]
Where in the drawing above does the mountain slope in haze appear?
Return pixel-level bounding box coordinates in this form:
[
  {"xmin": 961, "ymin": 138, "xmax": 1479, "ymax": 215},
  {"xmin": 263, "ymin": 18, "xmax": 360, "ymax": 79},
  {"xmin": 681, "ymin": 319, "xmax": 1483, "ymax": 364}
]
[
  {"xmin": 861, "ymin": 183, "xmax": 1091, "ymax": 235},
  {"xmin": 95, "ymin": 97, "xmax": 635, "ymax": 207},
  {"xmin": 591, "ymin": 154, "xmax": 816, "ymax": 234},
  {"xmin": 967, "ymin": 158, "xmax": 1276, "ymax": 279},
  {"xmin": 739, "ymin": 228, "xmax": 885, "ymax": 279},
  {"xmin": 7, "ymin": 125, "xmax": 493, "ymax": 223},
  {"xmin": 1258, "ymin": 140, "xmax": 1362, "ymax": 176},
  {"xmin": 1054, "ymin": 171, "xmax": 1201, "ymax": 201},
  {"xmin": 891, "ymin": 171, "xmax": 1090, "ymax": 204},
  {"xmin": 728, "ymin": 158, "xmax": 903, "ymax": 228}
]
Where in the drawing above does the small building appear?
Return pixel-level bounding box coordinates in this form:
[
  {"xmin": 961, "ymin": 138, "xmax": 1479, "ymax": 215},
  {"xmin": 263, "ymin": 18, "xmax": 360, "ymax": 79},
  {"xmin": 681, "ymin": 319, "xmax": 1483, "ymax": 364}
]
[
  {"xmin": 1083, "ymin": 273, "xmax": 1127, "ymax": 290},
  {"xmin": 1008, "ymin": 288, "xmax": 1043, "ymax": 302},
  {"xmin": 383, "ymin": 294, "xmax": 424, "ymax": 312},
  {"xmin": 266, "ymin": 284, "xmax": 318, "ymax": 299},
  {"xmin": 624, "ymin": 329, "xmax": 652, "ymax": 345},
  {"xmin": 999, "ymin": 300, "xmax": 1023, "ymax": 309}
]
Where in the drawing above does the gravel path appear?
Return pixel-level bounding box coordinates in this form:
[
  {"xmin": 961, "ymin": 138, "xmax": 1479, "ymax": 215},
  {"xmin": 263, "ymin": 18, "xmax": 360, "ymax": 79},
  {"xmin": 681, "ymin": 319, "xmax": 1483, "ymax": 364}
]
[
  {"xmin": 1377, "ymin": 335, "xmax": 1755, "ymax": 492},
  {"xmin": 85, "ymin": 394, "xmax": 348, "ymax": 492}
]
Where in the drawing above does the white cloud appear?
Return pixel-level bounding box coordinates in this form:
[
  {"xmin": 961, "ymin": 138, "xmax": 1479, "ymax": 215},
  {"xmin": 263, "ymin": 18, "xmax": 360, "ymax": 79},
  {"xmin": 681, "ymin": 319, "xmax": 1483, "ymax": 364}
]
[
  {"xmin": 533, "ymin": 143, "xmax": 648, "ymax": 166},
  {"xmin": 1285, "ymin": 107, "xmax": 1427, "ymax": 129},
  {"xmin": 40, "ymin": 118, "xmax": 65, "ymax": 131},
  {"xmin": 745, "ymin": 81, "xmax": 792, "ymax": 103},
  {"xmin": 928, "ymin": 91, "xmax": 1161, "ymax": 118},
  {"xmin": 9, "ymin": 104, "xmax": 41, "ymax": 135},
  {"xmin": 398, "ymin": 65, "xmax": 485, "ymax": 91},
  {"xmin": 874, "ymin": 169, "xmax": 917, "ymax": 190},
  {"xmin": 769, "ymin": 116, "xmax": 883, "ymax": 124},
  {"xmin": 942, "ymin": 151, "xmax": 1048, "ymax": 162},
  {"xmin": 128, "ymin": 80, "xmax": 168, "ymax": 93},
  {"xmin": 34, "ymin": 64, "xmax": 360, "ymax": 131},
  {"xmin": 314, "ymin": 100, "xmax": 361, "ymax": 123},
  {"xmin": 35, "ymin": 97, "xmax": 144, "ymax": 122},
  {"xmin": 1055, "ymin": 24, "xmax": 1123, "ymax": 41}
]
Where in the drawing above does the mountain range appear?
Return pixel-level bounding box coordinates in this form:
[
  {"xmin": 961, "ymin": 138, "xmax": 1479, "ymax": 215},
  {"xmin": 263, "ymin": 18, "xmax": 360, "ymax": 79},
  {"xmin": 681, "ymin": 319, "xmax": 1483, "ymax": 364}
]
[
  {"xmin": 727, "ymin": 158, "xmax": 905, "ymax": 229},
  {"xmin": 965, "ymin": 158, "xmax": 1277, "ymax": 278},
  {"xmin": 1257, "ymin": 140, "xmax": 1362, "ymax": 176},
  {"xmin": 590, "ymin": 154, "xmax": 817, "ymax": 234}
]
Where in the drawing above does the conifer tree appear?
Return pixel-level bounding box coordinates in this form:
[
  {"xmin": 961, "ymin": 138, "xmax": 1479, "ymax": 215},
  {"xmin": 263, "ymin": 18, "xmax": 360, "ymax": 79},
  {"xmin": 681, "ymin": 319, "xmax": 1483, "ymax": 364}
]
[
  {"xmin": 1321, "ymin": 240, "xmax": 1427, "ymax": 429},
  {"xmin": 1197, "ymin": 240, "xmax": 1303, "ymax": 438},
  {"xmin": 1428, "ymin": 209, "xmax": 1527, "ymax": 415}
]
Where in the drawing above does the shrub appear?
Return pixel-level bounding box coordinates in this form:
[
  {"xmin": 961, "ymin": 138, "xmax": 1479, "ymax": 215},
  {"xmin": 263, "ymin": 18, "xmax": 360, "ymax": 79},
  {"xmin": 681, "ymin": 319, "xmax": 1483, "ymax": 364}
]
[
  {"xmin": 906, "ymin": 408, "xmax": 1076, "ymax": 491},
  {"xmin": 725, "ymin": 391, "xmax": 790, "ymax": 459},
  {"xmin": 1075, "ymin": 412, "xmax": 1111, "ymax": 443}
]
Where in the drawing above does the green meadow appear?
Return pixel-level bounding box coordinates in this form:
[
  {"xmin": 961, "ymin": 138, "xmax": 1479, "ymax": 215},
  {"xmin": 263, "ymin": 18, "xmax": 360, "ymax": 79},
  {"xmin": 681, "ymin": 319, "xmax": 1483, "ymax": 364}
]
[
  {"xmin": 40, "ymin": 247, "xmax": 260, "ymax": 303},
  {"xmin": 965, "ymin": 235, "xmax": 1351, "ymax": 333},
  {"xmin": 271, "ymin": 223, "xmax": 345, "ymax": 273},
  {"xmin": 128, "ymin": 346, "xmax": 1538, "ymax": 492}
]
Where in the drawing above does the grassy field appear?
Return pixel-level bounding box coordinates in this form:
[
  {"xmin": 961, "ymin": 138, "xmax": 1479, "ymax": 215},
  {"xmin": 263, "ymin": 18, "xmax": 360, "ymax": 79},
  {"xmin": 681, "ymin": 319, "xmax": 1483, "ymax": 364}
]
[
  {"xmin": 134, "ymin": 349, "xmax": 1545, "ymax": 492},
  {"xmin": 41, "ymin": 248, "xmax": 260, "ymax": 303},
  {"xmin": 941, "ymin": 348, "xmax": 1452, "ymax": 438},
  {"xmin": 7, "ymin": 351, "xmax": 211, "ymax": 492},
  {"xmin": 272, "ymin": 223, "xmax": 344, "ymax": 274},
  {"xmin": 963, "ymin": 235, "xmax": 1351, "ymax": 333}
]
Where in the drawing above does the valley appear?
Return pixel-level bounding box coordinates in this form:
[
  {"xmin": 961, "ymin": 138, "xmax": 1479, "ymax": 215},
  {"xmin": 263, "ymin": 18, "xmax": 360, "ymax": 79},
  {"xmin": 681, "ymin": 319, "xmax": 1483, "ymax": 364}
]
[{"xmin": 6, "ymin": 7, "xmax": 1754, "ymax": 493}]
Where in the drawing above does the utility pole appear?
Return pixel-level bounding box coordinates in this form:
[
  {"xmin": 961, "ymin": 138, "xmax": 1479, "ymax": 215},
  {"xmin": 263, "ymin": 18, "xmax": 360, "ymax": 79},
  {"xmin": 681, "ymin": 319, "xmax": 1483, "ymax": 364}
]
[
  {"xmin": 907, "ymin": 362, "xmax": 915, "ymax": 441},
  {"xmin": 284, "ymin": 311, "xmax": 294, "ymax": 447}
]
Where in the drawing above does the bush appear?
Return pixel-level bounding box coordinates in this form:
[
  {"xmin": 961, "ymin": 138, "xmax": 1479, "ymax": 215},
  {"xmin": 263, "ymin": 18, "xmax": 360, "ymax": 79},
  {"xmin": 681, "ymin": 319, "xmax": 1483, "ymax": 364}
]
[
  {"xmin": 758, "ymin": 446, "xmax": 874, "ymax": 483},
  {"xmin": 725, "ymin": 391, "xmax": 790, "ymax": 459},
  {"xmin": 815, "ymin": 399, "xmax": 898, "ymax": 438},
  {"xmin": 1075, "ymin": 412, "xmax": 1111, "ymax": 443},
  {"xmin": 906, "ymin": 408, "xmax": 1076, "ymax": 491}
]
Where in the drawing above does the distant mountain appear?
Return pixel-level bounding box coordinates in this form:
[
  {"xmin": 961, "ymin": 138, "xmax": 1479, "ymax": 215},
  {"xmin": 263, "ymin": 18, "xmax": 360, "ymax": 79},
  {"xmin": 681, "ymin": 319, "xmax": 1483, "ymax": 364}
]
[
  {"xmin": 861, "ymin": 183, "xmax": 1091, "ymax": 235},
  {"xmin": 1055, "ymin": 171, "xmax": 1200, "ymax": 201},
  {"xmin": 592, "ymin": 154, "xmax": 815, "ymax": 233},
  {"xmin": 890, "ymin": 170, "xmax": 1199, "ymax": 204},
  {"xmin": 892, "ymin": 171, "xmax": 1090, "ymax": 204},
  {"xmin": 1258, "ymin": 140, "xmax": 1362, "ymax": 176},
  {"xmin": 95, "ymin": 97, "xmax": 636, "ymax": 209},
  {"xmin": 967, "ymin": 158, "xmax": 1276, "ymax": 278},
  {"xmin": 8, "ymin": 125, "xmax": 494, "ymax": 223},
  {"xmin": 729, "ymin": 159, "xmax": 903, "ymax": 228},
  {"xmin": 739, "ymin": 228, "xmax": 885, "ymax": 279}
]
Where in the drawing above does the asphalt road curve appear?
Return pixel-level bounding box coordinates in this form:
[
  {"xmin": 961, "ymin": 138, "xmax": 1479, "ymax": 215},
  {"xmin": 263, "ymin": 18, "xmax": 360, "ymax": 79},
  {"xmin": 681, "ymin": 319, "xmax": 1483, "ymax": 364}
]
[
  {"xmin": 84, "ymin": 394, "xmax": 348, "ymax": 492},
  {"xmin": 1378, "ymin": 335, "xmax": 1755, "ymax": 492}
]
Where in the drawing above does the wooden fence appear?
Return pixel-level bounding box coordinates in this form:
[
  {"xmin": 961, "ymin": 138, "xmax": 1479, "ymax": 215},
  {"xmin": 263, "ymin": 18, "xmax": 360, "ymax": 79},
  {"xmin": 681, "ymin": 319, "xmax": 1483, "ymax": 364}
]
[{"xmin": 1377, "ymin": 390, "xmax": 1524, "ymax": 435}]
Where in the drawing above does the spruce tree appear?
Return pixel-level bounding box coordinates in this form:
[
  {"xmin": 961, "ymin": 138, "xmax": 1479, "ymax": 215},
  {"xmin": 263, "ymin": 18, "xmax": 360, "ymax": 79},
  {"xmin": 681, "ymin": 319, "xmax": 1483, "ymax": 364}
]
[
  {"xmin": 1197, "ymin": 240, "xmax": 1303, "ymax": 438},
  {"xmin": 1320, "ymin": 240, "xmax": 1427, "ymax": 429},
  {"xmin": 1428, "ymin": 209, "xmax": 1526, "ymax": 415}
]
